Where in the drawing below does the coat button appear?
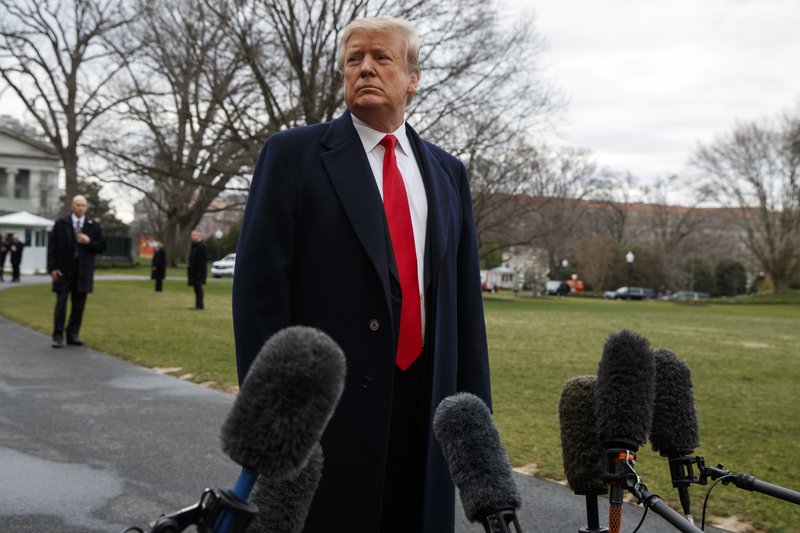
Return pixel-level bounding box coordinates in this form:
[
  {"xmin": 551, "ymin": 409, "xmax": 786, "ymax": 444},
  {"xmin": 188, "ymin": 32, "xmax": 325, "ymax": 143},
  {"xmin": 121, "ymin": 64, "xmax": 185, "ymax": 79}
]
[
  {"xmin": 361, "ymin": 376, "xmax": 372, "ymax": 389},
  {"xmin": 368, "ymin": 319, "xmax": 380, "ymax": 331}
]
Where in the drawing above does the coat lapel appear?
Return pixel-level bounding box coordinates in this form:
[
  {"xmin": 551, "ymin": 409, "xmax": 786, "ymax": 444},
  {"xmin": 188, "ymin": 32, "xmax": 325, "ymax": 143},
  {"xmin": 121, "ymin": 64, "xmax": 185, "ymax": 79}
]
[
  {"xmin": 320, "ymin": 112, "xmax": 394, "ymax": 300},
  {"xmin": 406, "ymin": 125, "xmax": 450, "ymax": 291}
]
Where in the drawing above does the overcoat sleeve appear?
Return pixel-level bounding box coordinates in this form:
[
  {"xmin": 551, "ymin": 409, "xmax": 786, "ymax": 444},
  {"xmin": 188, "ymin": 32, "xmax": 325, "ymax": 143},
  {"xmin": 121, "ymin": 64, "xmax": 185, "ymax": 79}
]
[
  {"xmin": 453, "ymin": 161, "xmax": 492, "ymax": 409},
  {"xmin": 232, "ymin": 134, "xmax": 296, "ymax": 384}
]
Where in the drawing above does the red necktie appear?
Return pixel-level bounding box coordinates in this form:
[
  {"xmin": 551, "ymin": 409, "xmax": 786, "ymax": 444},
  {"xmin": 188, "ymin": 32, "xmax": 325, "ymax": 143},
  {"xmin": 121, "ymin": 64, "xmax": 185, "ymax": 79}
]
[{"xmin": 380, "ymin": 135, "xmax": 422, "ymax": 371}]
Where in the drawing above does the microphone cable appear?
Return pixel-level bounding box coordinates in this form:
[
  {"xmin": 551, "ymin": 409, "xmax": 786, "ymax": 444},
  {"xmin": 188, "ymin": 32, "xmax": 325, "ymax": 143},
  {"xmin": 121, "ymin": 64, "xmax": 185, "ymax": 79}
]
[
  {"xmin": 630, "ymin": 507, "xmax": 648, "ymax": 533},
  {"xmin": 701, "ymin": 473, "xmax": 735, "ymax": 531}
]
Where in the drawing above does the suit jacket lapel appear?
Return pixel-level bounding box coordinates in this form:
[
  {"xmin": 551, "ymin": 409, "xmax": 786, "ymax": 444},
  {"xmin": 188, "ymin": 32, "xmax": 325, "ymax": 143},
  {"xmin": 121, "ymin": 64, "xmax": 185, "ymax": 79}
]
[{"xmin": 321, "ymin": 111, "xmax": 394, "ymax": 300}]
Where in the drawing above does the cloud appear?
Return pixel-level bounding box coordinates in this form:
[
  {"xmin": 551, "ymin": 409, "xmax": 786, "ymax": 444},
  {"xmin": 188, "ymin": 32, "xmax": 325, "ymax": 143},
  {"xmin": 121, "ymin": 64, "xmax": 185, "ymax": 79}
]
[{"xmin": 518, "ymin": 0, "xmax": 800, "ymax": 182}]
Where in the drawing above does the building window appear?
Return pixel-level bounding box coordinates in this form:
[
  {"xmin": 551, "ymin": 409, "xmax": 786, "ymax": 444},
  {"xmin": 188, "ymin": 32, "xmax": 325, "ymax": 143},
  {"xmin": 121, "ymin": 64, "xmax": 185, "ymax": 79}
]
[
  {"xmin": 0, "ymin": 168, "xmax": 6, "ymax": 198},
  {"xmin": 14, "ymin": 169, "xmax": 30, "ymax": 199},
  {"xmin": 40, "ymin": 189, "xmax": 48, "ymax": 209}
]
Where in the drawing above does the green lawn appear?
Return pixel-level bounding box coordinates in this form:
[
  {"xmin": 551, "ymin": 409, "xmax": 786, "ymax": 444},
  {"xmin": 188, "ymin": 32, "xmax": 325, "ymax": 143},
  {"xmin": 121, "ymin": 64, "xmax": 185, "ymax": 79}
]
[{"xmin": 1, "ymin": 282, "xmax": 798, "ymax": 532}]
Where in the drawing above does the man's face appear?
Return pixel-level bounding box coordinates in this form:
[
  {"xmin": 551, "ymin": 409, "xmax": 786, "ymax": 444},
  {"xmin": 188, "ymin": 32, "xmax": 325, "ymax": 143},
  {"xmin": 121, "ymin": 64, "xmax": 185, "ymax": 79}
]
[
  {"xmin": 191, "ymin": 231, "xmax": 201, "ymax": 242},
  {"xmin": 342, "ymin": 28, "xmax": 419, "ymax": 131},
  {"xmin": 71, "ymin": 196, "xmax": 87, "ymax": 218}
]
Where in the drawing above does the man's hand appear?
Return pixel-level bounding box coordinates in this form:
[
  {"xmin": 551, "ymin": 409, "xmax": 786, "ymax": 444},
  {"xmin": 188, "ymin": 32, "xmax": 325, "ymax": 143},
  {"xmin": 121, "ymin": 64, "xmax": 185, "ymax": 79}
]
[
  {"xmin": 76, "ymin": 232, "xmax": 91, "ymax": 245},
  {"xmin": 50, "ymin": 270, "xmax": 62, "ymax": 281}
]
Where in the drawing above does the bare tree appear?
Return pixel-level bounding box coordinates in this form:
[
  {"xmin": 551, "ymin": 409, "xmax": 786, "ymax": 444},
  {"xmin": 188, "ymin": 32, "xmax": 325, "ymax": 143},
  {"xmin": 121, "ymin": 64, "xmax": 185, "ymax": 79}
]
[
  {"xmin": 522, "ymin": 146, "xmax": 600, "ymax": 274},
  {"xmin": 591, "ymin": 170, "xmax": 639, "ymax": 246},
  {"xmin": 215, "ymin": 0, "xmax": 561, "ymax": 263},
  {"xmin": 0, "ymin": 0, "xmax": 132, "ymax": 207},
  {"xmin": 692, "ymin": 113, "xmax": 800, "ymax": 293},
  {"xmin": 639, "ymin": 176, "xmax": 709, "ymax": 291},
  {"xmin": 469, "ymin": 145, "xmax": 600, "ymax": 267},
  {"xmin": 220, "ymin": 0, "xmax": 558, "ymax": 141},
  {"xmin": 467, "ymin": 141, "xmax": 543, "ymax": 262},
  {"xmin": 89, "ymin": 0, "xmax": 258, "ymax": 263},
  {"xmin": 575, "ymin": 233, "xmax": 617, "ymax": 291}
]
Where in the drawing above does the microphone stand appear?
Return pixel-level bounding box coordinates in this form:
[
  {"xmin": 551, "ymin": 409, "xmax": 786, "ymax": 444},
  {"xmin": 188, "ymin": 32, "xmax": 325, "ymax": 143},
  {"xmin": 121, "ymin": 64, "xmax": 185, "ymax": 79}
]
[
  {"xmin": 668, "ymin": 455, "xmax": 800, "ymax": 505},
  {"xmin": 579, "ymin": 494, "xmax": 608, "ymax": 533},
  {"xmin": 604, "ymin": 448, "xmax": 703, "ymax": 533}
]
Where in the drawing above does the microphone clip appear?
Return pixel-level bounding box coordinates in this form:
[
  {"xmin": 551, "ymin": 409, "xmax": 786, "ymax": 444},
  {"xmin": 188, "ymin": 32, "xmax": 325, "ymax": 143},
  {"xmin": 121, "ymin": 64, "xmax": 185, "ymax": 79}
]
[
  {"xmin": 131, "ymin": 487, "xmax": 258, "ymax": 533},
  {"xmin": 601, "ymin": 448, "xmax": 637, "ymax": 485},
  {"xmin": 667, "ymin": 454, "xmax": 705, "ymax": 488},
  {"xmin": 481, "ymin": 508, "xmax": 522, "ymax": 533}
]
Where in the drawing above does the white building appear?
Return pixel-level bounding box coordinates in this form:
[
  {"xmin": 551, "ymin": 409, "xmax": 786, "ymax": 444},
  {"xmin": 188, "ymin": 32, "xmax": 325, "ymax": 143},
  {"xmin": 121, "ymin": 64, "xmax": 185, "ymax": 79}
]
[
  {"xmin": 0, "ymin": 211, "xmax": 54, "ymax": 275},
  {"xmin": 0, "ymin": 116, "xmax": 61, "ymax": 217},
  {"xmin": 0, "ymin": 116, "xmax": 61, "ymax": 275}
]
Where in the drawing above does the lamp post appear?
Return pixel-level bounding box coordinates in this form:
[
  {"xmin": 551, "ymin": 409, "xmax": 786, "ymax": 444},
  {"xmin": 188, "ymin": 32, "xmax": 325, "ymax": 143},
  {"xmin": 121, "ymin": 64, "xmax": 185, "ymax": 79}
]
[
  {"xmin": 214, "ymin": 229, "xmax": 223, "ymax": 259},
  {"xmin": 561, "ymin": 258, "xmax": 568, "ymax": 280},
  {"xmin": 625, "ymin": 250, "xmax": 635, "ymax": 295}
]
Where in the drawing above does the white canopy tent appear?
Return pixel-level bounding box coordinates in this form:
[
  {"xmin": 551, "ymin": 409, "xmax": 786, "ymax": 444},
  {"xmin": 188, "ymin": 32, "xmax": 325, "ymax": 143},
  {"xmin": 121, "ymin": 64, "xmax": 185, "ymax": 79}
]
[{"xmin": 0, "ymin": 211, "xmax": 54, "ymax": 275}]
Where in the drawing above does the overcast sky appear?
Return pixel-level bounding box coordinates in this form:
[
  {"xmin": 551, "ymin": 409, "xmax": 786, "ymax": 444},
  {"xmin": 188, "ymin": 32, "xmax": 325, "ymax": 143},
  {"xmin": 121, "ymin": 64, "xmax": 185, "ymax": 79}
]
[
  {"xmin": 509, "ymin": 0, "xmax": 800, "ymax": 196},
  {"xmin": 3, "ymin": 1, "xmax": 799, "ymax": 208}
]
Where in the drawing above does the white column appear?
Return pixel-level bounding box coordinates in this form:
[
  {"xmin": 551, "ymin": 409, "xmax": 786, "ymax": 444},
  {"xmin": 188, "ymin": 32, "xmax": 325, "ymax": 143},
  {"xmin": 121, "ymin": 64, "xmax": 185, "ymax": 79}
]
[{"xmin": 4, "ymin": 167, "xmax": 17, "ymax": 198}]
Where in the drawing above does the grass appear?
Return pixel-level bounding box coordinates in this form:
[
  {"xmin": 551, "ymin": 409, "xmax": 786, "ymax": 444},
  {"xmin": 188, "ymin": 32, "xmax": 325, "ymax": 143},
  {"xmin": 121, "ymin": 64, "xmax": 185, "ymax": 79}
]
[
  {"xmin": 1, "ymin": 282, "xmax": 798, "ymax": 532},
  {"xmin": 0, "ymin": 279, "xmax": 239, "ymax": 390}
]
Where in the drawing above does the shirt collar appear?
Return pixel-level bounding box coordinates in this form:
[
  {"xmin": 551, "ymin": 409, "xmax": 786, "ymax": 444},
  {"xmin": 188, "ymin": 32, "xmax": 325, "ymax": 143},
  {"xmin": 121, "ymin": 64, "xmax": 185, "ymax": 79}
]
[
  {"xmin": 71, "ymin": 214, "xmax": 84, "ymax": 225},
  {"xmin": 350, "ymin": 114, "xmax": 413, "ymax": 158}
]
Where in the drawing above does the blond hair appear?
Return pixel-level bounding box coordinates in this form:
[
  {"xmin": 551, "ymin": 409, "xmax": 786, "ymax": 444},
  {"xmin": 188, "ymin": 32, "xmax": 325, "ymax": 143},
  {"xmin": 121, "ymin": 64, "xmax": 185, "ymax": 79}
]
[{"xmin": 338, "ymin": 16, "xmax": 421, "ymax": 77}]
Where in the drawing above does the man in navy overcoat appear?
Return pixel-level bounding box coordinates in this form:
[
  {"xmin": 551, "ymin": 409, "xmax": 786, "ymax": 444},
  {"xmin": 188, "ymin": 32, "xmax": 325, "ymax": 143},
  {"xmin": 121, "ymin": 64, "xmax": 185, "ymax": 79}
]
[{"xmin": 233, "ymin": 16, "xmax": 491, "ymax": 533}]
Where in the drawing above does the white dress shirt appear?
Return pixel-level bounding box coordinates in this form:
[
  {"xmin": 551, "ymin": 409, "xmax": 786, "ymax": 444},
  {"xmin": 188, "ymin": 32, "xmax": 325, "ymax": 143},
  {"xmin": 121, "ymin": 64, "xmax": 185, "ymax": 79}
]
[{"xmin": 351, "ymin": 114, "xmax": 428, "ymax": 334}]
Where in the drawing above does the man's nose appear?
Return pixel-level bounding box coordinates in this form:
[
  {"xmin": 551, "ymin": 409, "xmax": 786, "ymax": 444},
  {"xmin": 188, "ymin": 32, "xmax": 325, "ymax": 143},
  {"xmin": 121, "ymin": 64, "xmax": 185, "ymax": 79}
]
[{"xmin": 359, "ymin": 55, "xmax": 376, "ymax": 76}]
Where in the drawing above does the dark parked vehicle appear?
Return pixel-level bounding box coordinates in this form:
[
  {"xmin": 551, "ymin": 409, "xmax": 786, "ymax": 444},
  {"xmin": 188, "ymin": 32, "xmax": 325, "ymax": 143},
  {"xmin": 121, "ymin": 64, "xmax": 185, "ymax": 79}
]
[{"xmin": 603, "ymin": 286, "xmax": 654, "ymax": 300}]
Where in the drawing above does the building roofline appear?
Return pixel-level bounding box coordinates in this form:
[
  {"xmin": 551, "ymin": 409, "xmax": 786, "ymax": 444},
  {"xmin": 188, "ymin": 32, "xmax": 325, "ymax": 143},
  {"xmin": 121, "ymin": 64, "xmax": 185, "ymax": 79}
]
[{"xmin": 0, "ymin": 124, "xmax": 59, "ymax": 158}]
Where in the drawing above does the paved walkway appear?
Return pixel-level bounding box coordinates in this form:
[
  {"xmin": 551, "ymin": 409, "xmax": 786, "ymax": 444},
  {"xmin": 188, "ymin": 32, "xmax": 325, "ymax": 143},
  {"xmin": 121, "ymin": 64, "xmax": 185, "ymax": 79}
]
[{"xmin": 0, "ymin": 277, "xmax": 726, "ymax": 532}]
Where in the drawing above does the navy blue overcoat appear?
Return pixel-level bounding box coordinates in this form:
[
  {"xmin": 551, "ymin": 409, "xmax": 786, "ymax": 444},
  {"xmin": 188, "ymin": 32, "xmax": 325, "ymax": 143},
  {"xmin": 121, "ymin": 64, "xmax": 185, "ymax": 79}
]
[{"xmin": 232, "ymin": 111, "xmax": 491, "ymax": 532}]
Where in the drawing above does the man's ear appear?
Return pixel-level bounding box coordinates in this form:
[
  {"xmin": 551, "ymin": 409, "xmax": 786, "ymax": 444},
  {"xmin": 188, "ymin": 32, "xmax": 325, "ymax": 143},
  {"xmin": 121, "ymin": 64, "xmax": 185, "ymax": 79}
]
[{"xmin": 408, "ymin": 70, "xmax": 420, "ymax": 94}]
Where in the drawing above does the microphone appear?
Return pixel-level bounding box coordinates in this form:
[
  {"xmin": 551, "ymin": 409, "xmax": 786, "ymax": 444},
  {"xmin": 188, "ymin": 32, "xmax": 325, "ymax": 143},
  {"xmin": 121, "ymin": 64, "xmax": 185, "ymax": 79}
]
[
  {"xmin": 245, "ymin": 442, "xmax": 324, "ymax": 533},
  {"xmin": 433, "ymin": 392, "xmax": 522, "ymax": 533},
  {"xmin": 595, "ymin": 329, "xmax": 656, "ymax": 533},
  {"xmin": 558, "ymin": 376, "xmax": 608, "ymax": 533},
  {"xmin": 218, "ymin": 326, "xmax": 346, "ymax": 531},
  {"xmin": 650, "ymin": 348, "xmax": 700, "ymax": 523}
]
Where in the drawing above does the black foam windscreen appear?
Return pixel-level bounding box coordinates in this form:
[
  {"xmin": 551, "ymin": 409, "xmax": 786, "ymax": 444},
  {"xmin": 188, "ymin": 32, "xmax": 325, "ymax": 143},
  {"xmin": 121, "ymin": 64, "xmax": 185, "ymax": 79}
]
[
  {"xmin": 595, "ymin": 329, "xmax": 656, "ymax": 450},
  {"xmin": 433, "ymin": 392, "xmax": 521, "ymax": 523},
  {"xmin": 558, "ymin": 376, "xmax": 608, "ymax": 495},
  {"xmin": 245, "ymin": 442, "xmax": 324, "ymax": 533},
  {"xmin": 650, "ymin": 348, "xmax": 700, "ymax": 456},
  {"xmin": 221, "ymin": 326, "xmax": 346, "ymax": 479}
]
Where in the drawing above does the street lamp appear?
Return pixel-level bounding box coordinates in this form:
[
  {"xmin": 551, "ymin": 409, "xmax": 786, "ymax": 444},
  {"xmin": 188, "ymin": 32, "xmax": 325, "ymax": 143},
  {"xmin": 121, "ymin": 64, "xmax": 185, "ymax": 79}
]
[
  {"xmin": 561, "ymin": 258, "xmax": 568, "ymax": 280},
  {"xmin": 625, "ymin": 250, "xmax": 635, "ymax": 294},
  {"xmin": 214, "ymin": 229, "xmax": 224, "ymax": 260}
]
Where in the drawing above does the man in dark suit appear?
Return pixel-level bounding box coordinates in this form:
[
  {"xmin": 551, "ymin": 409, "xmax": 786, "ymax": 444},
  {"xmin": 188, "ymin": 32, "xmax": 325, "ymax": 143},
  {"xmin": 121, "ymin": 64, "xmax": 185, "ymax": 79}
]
[
  {"xmin": 233, "ymin": 16, "xmax": 491, "ymax": 533},
  {"xmin": 0, "ymin": 232, "xmax": 8, "ymax": 281},
  {"xmin": 150, "ymin": 241, "xmax": 166, "ymax": 292},
  {"xmin": 187, "ymin": 230, "xmax": 207, "ymax": 309},
  {"xmin": 8, "ymin": 233, "xmax": 24, "ymax": 282},
  {"xmin": 47, "ymin": 195, "xmax": 106, "ymax": 348}
]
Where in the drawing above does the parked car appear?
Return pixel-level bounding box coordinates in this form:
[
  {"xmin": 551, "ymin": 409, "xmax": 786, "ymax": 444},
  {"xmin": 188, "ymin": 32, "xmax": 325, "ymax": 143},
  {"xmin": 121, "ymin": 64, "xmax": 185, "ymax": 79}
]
[
  {"xmin": 603, "ymin": 286, "xmax": 654, "ymax": 300},
  {"xmin": 211, "ymin": 253, "xmax": 236, "ymax": 278},
  {"xmin": 661, "ymin": 290, "xmax": 710, "ymax": 301},
  {"xmin": 545, "ymin": 280, "xmax": 570, "ymax": 296}
]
